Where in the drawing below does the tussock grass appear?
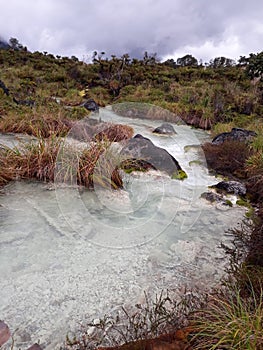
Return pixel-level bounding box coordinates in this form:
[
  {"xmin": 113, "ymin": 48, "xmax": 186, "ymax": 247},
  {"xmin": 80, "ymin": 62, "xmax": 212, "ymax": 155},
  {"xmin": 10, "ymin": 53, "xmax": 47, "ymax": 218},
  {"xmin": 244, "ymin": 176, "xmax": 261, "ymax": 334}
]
[
  {"xmin": 0, "ymin": 137, "xmax": 123, "ymax": 189},
  {"xmin": 94, "ymin": 123, "xmax": 134, "ymax": 142},
  {"xmin": 0, "ymin": 106, "xmax": 71, "ymax": 137},
  {"xmin": 191, "ymin": 281, "xmax": 263, "ymax": 349}
]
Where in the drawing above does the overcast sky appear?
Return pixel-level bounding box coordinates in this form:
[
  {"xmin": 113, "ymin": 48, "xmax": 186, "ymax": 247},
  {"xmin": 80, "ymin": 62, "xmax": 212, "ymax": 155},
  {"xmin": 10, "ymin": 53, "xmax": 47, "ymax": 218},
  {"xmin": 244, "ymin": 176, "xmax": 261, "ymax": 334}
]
[{"xmin": 0, "ymin": 0, "xmax": 263, "ymax": 62}]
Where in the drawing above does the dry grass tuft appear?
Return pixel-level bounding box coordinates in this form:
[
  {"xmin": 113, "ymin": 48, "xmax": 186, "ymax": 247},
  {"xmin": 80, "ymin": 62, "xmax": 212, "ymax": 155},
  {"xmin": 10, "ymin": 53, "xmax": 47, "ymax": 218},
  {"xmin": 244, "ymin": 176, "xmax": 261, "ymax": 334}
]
[
  {"xmin": 0, "ymin": 137, "xmax": 123, "ymax": 189},
  {"xmin": 0, "ymin": 107, "xmax": 71, "ymax": 137},
  {"xmin": 94, "ymin": 123, "xmax": 134, "ymax": 142}
]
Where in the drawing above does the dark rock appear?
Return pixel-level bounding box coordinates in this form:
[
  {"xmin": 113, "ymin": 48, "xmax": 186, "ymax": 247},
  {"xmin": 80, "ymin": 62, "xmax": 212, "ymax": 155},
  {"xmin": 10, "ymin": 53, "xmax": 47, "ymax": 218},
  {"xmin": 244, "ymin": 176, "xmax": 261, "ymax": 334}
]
[
  {"xmin": 201, "ymin": 191, "xmax": 224, "ymax": 203},
  {"xmin": 120, "ymin": 134, "xmax": 185, "ymax": 177},
  {"xmin": 201, "ymin": 191, "xmax": 233, "ymax": 206},
  {"xmin": 0, "ymin": 321, "xmax": 11, "ymax": 346},
  {"xmin": 212, "ymin": 127, "xmax": 257, "ymax": 145},
  {"xmin": 153, "ymin": 123, "xmax": 176, "ymax": 135},
  {"xmin": 27, "ymin": 344, "xmax": 42, "ymax": 350},
  {"xmin": 83, "ymin": 99, "xmax": 99, "ymax": 112},
  {"xmin": 212, "ymin": 180, "xmax": 246, "ymax": 196}
]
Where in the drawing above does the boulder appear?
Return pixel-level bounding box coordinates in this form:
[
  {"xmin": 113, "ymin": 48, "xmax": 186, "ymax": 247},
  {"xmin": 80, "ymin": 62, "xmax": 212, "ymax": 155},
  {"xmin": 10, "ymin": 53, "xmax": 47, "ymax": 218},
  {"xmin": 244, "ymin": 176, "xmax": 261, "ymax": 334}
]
[
  {"xmin": 0, "ymin": 321, "xmax": 11, "ymax": 346},
  {"xmin": 212, "ymin": 128, "xmax": 256, "ymax": 145},
  {"xmin": 120, "ymin": 134, "xmax": 185, "ymax": 178},
  {"xmin": 153, "ymin": 123, "xmax": 176, "ymax": 135},
  {"xmin": 212, "ymin": 180, "xmax": 246, "ymax": 196},
  {"xmin": 83, "ymin": 99, "xmax": 99, "ymax": 112}
]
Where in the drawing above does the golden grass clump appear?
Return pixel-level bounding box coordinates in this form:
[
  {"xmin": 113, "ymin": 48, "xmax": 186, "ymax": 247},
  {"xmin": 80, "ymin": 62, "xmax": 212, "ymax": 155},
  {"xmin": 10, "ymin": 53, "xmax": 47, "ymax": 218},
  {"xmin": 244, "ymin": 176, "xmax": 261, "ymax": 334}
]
[
  {"xmin": 94, "ymin": 123, "xmax": 134, "ymax": 142},
  {"xmin": 0, "ymin": 138, "xmax": 123, "ymax": 189},
  {"xmin": 0, "ymin": 107, "xmax": 71, "ymax": 138}
]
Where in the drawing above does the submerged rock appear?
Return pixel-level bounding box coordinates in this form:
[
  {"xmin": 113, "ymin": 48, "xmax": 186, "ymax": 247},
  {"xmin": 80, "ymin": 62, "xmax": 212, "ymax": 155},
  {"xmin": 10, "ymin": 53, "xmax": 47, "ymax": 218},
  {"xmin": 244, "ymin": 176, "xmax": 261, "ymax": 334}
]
[
  {"xmin": 212, "ymin": 180, "xmax": 246, "ymax": 196},
  {"xmin": 212, "ymin": 127, "xmax": 256, "ymax": 145},
  {"xmin": 201, "ymin": 191, "xmax": 233, "ymax": 206},
  {"xmin": 153, "ymin": 122, "xmax": 176, "ymax": 135},
  {"xmin": 0, "ymin": 321, "xmax": 11, "ymax": 346},
  {"xmin": 120, "ymin": 134, "xmax": 186, "ymax": 178}
]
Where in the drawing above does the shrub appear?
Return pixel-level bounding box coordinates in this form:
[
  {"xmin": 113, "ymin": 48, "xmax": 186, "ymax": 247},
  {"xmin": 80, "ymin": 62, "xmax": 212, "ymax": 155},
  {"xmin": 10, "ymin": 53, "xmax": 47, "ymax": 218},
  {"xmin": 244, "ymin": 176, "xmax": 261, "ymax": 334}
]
[{"xmin": 202, "ymin": 140, "xmax": 252, "ymax": 178}]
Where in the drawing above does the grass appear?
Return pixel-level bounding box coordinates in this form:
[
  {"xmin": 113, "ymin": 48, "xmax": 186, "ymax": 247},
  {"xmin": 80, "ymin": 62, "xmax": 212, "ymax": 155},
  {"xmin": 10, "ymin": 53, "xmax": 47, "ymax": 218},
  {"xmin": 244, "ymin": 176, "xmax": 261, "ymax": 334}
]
[
  {"xmin": 0, "ymin": 137, "xmax": 123, "ymax": 189},
  {"xmin": 0, "ymin": 105, "xmax": 72, "ymax": 137},
  {"xmin": 191, "ymin": 280, "xmax": 263, "ymax": 349}
]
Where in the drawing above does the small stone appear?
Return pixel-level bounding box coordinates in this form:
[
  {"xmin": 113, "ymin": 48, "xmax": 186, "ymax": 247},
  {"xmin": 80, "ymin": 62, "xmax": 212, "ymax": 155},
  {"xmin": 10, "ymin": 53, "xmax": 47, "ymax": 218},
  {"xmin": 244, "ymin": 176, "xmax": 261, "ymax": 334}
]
[
  {"xmin": 0, "ymin": 321, "xmax": 11, "ymax": 346},
  {"xmin": 153, "ymin": 123, "xmax": 176, "ymax": 135}
]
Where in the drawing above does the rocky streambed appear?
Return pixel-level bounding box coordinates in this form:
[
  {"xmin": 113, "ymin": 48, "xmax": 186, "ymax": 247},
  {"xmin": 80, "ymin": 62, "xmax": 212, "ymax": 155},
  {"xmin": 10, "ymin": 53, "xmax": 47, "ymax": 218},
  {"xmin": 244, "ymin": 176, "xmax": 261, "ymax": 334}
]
[{"xmin": 0, "ymin": 105, "xmax": 247, "ymax": 349}]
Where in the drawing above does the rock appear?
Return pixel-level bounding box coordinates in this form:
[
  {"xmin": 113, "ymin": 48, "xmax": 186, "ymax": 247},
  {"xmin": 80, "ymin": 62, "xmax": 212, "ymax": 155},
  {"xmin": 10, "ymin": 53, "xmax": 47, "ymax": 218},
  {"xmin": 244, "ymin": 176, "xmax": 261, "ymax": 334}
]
[
  {"xmin": 212, "ymin": 180, "xmax": 246, "ymax": 196},
  {"xmin": 0, "ymin": 321, "xmax": 11, "ymax": 346},
  {"xmin": 83, "ymin": 99, "xmax": 99, "ymax": 112},
  {"xmin": 27, "ymin": 344, "xmax": 42, "ymax": 350},
  {"xmin": 120, "ymin": 134, "xmax": 186, "ymax": 178},
  {"xmin": 201, "ymin": 191, "xmax": 233, "ymax": 207},
  {"xmin": 153, "ymin": 123, "xmax": 176, "ymax": 135},
  {"xmin": 212, "ymin": 127, "xmax": 257, "ymax": 145},
  {"xmin": 201, "ymin": 191, "xmax": 223, "ymax": 203}
]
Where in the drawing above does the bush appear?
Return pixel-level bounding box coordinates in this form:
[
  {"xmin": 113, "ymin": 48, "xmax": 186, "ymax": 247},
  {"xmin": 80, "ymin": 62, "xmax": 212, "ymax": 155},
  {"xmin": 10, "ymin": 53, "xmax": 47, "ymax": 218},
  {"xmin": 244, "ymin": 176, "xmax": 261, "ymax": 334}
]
[{"xmin": 202, "ymin": 140, "xmax": 252, "ymax": 178}]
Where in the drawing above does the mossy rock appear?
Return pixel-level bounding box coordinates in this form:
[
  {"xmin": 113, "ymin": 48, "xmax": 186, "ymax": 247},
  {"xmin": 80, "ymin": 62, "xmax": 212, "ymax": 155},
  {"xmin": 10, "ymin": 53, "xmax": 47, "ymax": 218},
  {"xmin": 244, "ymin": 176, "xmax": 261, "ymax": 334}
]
[{"xmin": 172, "ymin": 170, "xmax": 188, "ymax": 180}]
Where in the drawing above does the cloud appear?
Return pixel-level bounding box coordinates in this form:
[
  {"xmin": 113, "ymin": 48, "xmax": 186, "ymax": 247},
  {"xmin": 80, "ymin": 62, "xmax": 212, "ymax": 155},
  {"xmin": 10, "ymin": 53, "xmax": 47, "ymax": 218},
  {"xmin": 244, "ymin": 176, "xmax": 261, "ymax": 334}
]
[{"xmin": 0, "ymin": 0, "xmax": 263, "ymax": 61}]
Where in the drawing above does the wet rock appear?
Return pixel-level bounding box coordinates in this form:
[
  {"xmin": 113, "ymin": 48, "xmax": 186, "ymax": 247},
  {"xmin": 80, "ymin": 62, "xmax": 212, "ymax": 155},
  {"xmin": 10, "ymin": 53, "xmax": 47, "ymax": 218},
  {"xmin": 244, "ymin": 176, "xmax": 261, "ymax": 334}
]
[
  {"xmin": 201, "ymin": 191, "xmax": 223, "ymax": 203},
  {"xmin": 212, "ymin": 180, "xmax": 246, "ymax": 196},
  {"xmin": 0, "ymin": 321, "xmax": 11, "ymax": 346},
  {"xmin": 153, "ymin": 123, "xmax": 176, "ymax": 135},
  {"xmin": 27, "ymin": 344, "xmax": 43, "ymax": 350},
  {"xmin": 201, "ymin": 191, "xmax": 233, "ymax": 207},
  {"xmin": 212, "ymin": 127, "xmax": 257, "ymax": 145},
  {"xmin": 120, "ymin": 134, "xmax": 185, "ymax": 177},
  {"xmin": 83, "ymin": 99, "xmax": 99, "ymax": 112}
]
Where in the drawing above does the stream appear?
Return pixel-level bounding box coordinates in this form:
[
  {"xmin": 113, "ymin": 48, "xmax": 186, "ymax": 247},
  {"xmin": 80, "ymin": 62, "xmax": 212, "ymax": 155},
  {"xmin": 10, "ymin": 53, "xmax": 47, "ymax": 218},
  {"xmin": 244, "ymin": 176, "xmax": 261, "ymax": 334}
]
[{"xmin": 0, "ymin": 105, "xmax": 246, "ymax": 349}]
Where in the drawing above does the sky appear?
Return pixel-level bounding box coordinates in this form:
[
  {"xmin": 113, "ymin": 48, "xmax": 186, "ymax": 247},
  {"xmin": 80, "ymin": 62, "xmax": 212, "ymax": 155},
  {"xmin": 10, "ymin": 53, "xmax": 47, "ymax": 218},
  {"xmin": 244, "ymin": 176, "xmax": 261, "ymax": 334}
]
[{"xmin": 0, "ymin": 0, "xmax": 263, "ymax": 62}]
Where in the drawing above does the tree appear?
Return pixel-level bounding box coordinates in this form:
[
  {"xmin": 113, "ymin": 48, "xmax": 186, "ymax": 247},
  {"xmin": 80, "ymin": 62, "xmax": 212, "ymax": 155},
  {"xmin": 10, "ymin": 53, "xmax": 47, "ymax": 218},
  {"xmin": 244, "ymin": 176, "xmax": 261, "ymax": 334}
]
[
  {"xmin": 8, "ymin": 37, "xmax": 24, "ymax": 50},
  {"xmin": 246, "ymin": 52, "xmax": 263, "ymax": 80},
  {"xmin": 176, "ymin": 54, "xmax": 198, "ymax": 67},
  {"xmin": 210, "ymin": 56, "xmax": 235, "ymax": 68}
]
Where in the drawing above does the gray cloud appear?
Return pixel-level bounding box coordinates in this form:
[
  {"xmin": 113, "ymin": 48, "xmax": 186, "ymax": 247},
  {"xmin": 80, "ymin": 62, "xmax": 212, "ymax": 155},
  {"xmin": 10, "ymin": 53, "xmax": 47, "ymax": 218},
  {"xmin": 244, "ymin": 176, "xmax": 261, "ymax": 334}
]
[{"xmin": 0, "ymin": 0, "xmax": 263, "ymax": 61}]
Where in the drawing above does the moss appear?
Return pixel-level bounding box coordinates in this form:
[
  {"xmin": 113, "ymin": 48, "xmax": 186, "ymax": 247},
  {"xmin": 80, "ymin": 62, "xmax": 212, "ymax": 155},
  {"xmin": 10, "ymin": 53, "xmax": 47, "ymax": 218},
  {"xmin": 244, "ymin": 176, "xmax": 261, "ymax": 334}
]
[
  {"xmin": 236, "ymin": 199, "xmax": 251, "ymax": 208},
  {"xmin": 225, "ymin": 199, "xmax": 233, "ymax": 207},
  {"xmin": 172, "ymin": 170, "xmax": 188, "ymax": 180}
]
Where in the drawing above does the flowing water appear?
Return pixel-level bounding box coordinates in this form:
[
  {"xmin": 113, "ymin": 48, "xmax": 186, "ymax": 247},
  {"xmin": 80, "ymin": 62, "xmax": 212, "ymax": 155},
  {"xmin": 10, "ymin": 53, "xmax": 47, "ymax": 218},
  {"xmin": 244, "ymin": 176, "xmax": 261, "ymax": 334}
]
[{"xmin": 0, "ymin": 106, "xmax": 246, "ymax": 349}]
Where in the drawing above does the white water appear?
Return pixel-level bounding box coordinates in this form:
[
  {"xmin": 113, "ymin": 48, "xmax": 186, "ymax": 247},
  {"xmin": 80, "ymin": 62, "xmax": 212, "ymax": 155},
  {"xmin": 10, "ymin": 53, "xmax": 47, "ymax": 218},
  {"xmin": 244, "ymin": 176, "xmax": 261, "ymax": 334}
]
[{"xmin": 0, "ymin": 106, "xmax": 246, "ymax": 349}]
